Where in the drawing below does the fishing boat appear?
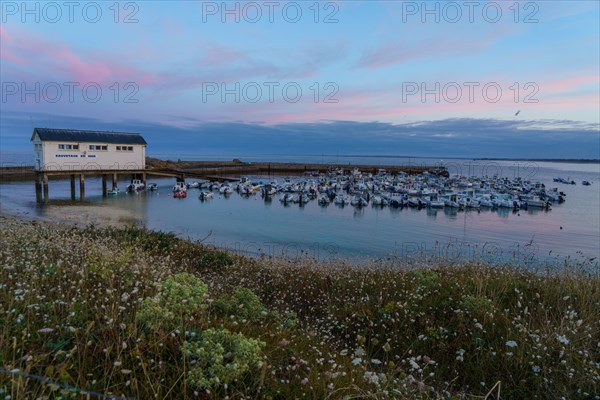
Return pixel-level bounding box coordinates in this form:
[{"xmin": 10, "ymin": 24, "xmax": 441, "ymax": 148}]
[
  {"xmin": 106, "ymin": 188, "xmax": 120, "ymax": 196},
  {"xmin": 187, "ymin": 181, "xmax": 200, "ymax": 189},
  {"xmin": 146, "ymin": 183, "xmax": 158, "ymax": 191},
  {"xmin": 582, "ymin": 181, "xmax": 591, "ymax": 186}
]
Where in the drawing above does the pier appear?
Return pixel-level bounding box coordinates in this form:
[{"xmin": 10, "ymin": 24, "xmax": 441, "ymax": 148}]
[{"xmin": 32, "ymin": 169, "xmax": 186, "ymax": 203}]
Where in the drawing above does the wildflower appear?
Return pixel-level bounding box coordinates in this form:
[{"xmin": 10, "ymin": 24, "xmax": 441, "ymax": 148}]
[
  {"xmin": 556, "ymin": 335, "xmax": 570, "ymax": 345},
  {"xmin": 300, "ymin": 377, "xmax": 309, "ymax": 385},
  {"xmin": 532, "ymin": 366, "xmax": 541, "ymax": 373},
  {"xmin": 456, "ymin": 349, "xmax": 465, "ymax": 362},
  {"xmin": 37, "ymin": 328, "xmax": 54, "ymax": 333},
  {"xmin": 371, "ymin": 358, "xmax": 382, "ymax": 365},
  {"xmin": 506, "ymin": 340, "xmax": 518, "ymax": 348},
  {"xmin": 352, "ymin": 358, "xmax": 362, "ymax": 365},
  {"xmin": 409, "ymin": 359, "xmax": 420, "ymax": 370}
]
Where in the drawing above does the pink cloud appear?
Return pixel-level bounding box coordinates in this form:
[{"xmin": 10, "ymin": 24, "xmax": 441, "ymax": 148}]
[{"xmin": 1, "ymin": 26, "xmax": 157, "ymax": 85}]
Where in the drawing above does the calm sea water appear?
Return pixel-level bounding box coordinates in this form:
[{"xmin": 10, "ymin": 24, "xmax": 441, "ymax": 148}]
[{"xmin": 1, "ymin": 157, "xmax": 598, "ymax": 266}]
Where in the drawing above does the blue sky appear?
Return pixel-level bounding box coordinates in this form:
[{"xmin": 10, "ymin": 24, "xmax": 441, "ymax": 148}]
[{"xmin": 1, "ymin": 1, "xmax": 599, "ymax": 160}]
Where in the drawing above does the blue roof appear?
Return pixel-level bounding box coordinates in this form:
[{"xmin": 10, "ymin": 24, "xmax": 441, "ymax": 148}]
[{"xmin": 31, "ymin": 128, "xmax": 147, "ymax": 145}]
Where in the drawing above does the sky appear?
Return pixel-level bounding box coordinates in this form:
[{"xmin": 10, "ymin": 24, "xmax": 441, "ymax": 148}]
[{"xmin": 1, "ymin": 0, "xmax": 599, "ymax": 160}]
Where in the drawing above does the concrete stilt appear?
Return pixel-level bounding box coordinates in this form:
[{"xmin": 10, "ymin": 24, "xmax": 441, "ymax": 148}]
[
  {"xmin": 35, "ymin": 173, "xmax": 43, "ymax": 203},
  {"xmin": 102, "ymin": 174, "xmax": 107, "ymax": 195},
  {"xmin": 79, "ymin": 174, "xmax": 85, "ymax": 200},
  {"xmin": 70, "ymin": 174, "xmax": 76, "ymax": 200},
  {"xmin": 42, "ymin": 173, "xmax": 49, "ymax": 200},
  {"xmin": 112, "ymin": 173, "xmax": 118, "ymax": 190}
]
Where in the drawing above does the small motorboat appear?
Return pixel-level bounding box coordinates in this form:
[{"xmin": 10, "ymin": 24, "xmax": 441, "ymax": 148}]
[
  {"xmin": 318, "ymin": 194, "xmax": 330, "ymax": 205},
  {"xmin": 582, "ymin": 181, "xmax": 591, "ymax": 186},
  {"xmin": 220, "ymin": 185, "xmax": 234, "ymax": 195},
  {"xmin": 173, "ymin": 190, "xmax": 187, "ymax": 199},
  {"xmin": 351, "ymin": 196, "xmax": 368, "ymax": 208},
  {"xmin": 298, "ymin": 193, "xmax": 310, "ymax": 205},
  {"xmin": 279, "ymin": 193, "xmax": 294, "ymax": 204},
  {"xmin": 199, "ymin": 191, "xmax": 213, "ymax": 200},
  {"xmin": 187, "ymin": 181, "xmax": 200, "ymax": 189},
  {"xmin": 106, "ymin": 188, "xmax": 120, "ymax": 196},
  {"xmin": 127, "ymin": 179, "xmax": 145, "ymax": 192},
  {"xmin": 173, "ymin": 182, "xmax": 187, "ymax": 192},
  {"xmin": 146, "ymin": 183, "xmax": 158, "ymax": 191},
  {"xmin": 371, "ymin": 195, "xmax": 389, "ymax": 206},
  {"xmin": 334, "ymin": 195, "xmax": 349, "ymax": 206}
]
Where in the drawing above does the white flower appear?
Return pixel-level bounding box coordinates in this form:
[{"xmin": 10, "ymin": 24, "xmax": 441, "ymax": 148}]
[
  {"xmin": 409, "ymin": 359, "xmax": 420, "ymax": 370},
  {"xmin": 556, "ymin": 334, "xmax": 570, "ymax": 345},
  {"xmin": 351, "ymin": 358, "xmax": 362, "ymax": 365},
  {"xmin": 354, "ymin": 347, "xmax": 366, "ymax": 357},
  {"xmin": 532, "ymin": 366, "xmax": 541, "ymax": 373},
  {"xmin": 371, "ymin": 358, "xmax": 382, "ymax": 365},
  {"xmin": 505, "ymin": 340, "xmax": 518, "ymax": 348}
]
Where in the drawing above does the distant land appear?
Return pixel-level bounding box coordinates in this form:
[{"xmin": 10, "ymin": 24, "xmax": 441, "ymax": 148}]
[{"xmin": 474, "ymin": 158, "xmax": 600, "ymax": 164}]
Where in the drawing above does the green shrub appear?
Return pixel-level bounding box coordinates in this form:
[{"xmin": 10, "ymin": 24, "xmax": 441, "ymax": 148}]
[
  {"xmin": 137, "ymin": 272, "xmax": 208, "ymax": 329},
  {"xmin": 183, "ymin": 328, "xmax": 265, "ymax": 391},
  {"xmin": 213, "ymin": 286, "xmax": 267, "ymax": 321},
  {"xmin": 411, "ymin": 269, "xmax": 439, "ymax": 287},
  {"xmin": 460, "ymin": 294, "xmax": 494, "ymax": 315}
]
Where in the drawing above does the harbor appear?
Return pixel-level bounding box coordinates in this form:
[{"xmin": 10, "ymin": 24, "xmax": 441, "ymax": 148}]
[
  {"xmin": 2, "ymin": 158, "xmax": 597, "ymax": 265},
  {"xmin": 163, "ymin": 168, "xmax": 567, "ymax": 212}
]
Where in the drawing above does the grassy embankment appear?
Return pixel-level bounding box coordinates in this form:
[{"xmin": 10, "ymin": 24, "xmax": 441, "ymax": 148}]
[{"xmin": 1, "ymin": 218, "xmax": 598, "ymax": 399}]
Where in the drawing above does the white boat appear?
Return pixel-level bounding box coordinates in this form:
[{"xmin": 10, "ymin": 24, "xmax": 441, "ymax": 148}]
[
  {"xmin": 173, "ymin": 182, "xmax": 187, "ymax": 192},
  {"xmin": 527, "ymin": 196, "xmax": 550, "ymax": 209},
  {"xmin": 146, "ymin": 183, "xmax": 158, "ymax": 191},
  {"xmin": 408, "ymin": 197, "xmax": 422, "ymax": 208},
  {"xmin": 187, "ymin": 181, "xmax": 200, "ymax": 189},
  {"xmin": 127, "ymin": 179, "xmax": 145, "ymax": 192},
  {"xmin": 318, "ymin": 194, "xmax": 330, "ymax": 205},
  {"xmin": 334, "ymin": 195, "xmax": 349, "ymax": 205},
  {"xmin": 299, "ymin": 193, "xmax": 310, "ymax": 205},
  {"xmin": 351, "ymin": 196, "xmax": 368, "ymax": 207},
  {"xmin": 219, "ymin": 185, "xmax": 233, "ymax": 195},
  {"xmin": 106, "ymin": 187, "xmax": 120, "ymax": 196},
  {"xmin": 372, "ymin": 195, "xmax": 389, "ymax": 206},
  {"xmin": 240, "ymin": 185, "xmax": 253, "ymax": 195},
  {"xmin": 427, "ymin": 194, "xmax": 445, "ymax": 208},
  {"xmin": 199, "ymin": 191, "xmax": 213, "ymax": 200}
]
